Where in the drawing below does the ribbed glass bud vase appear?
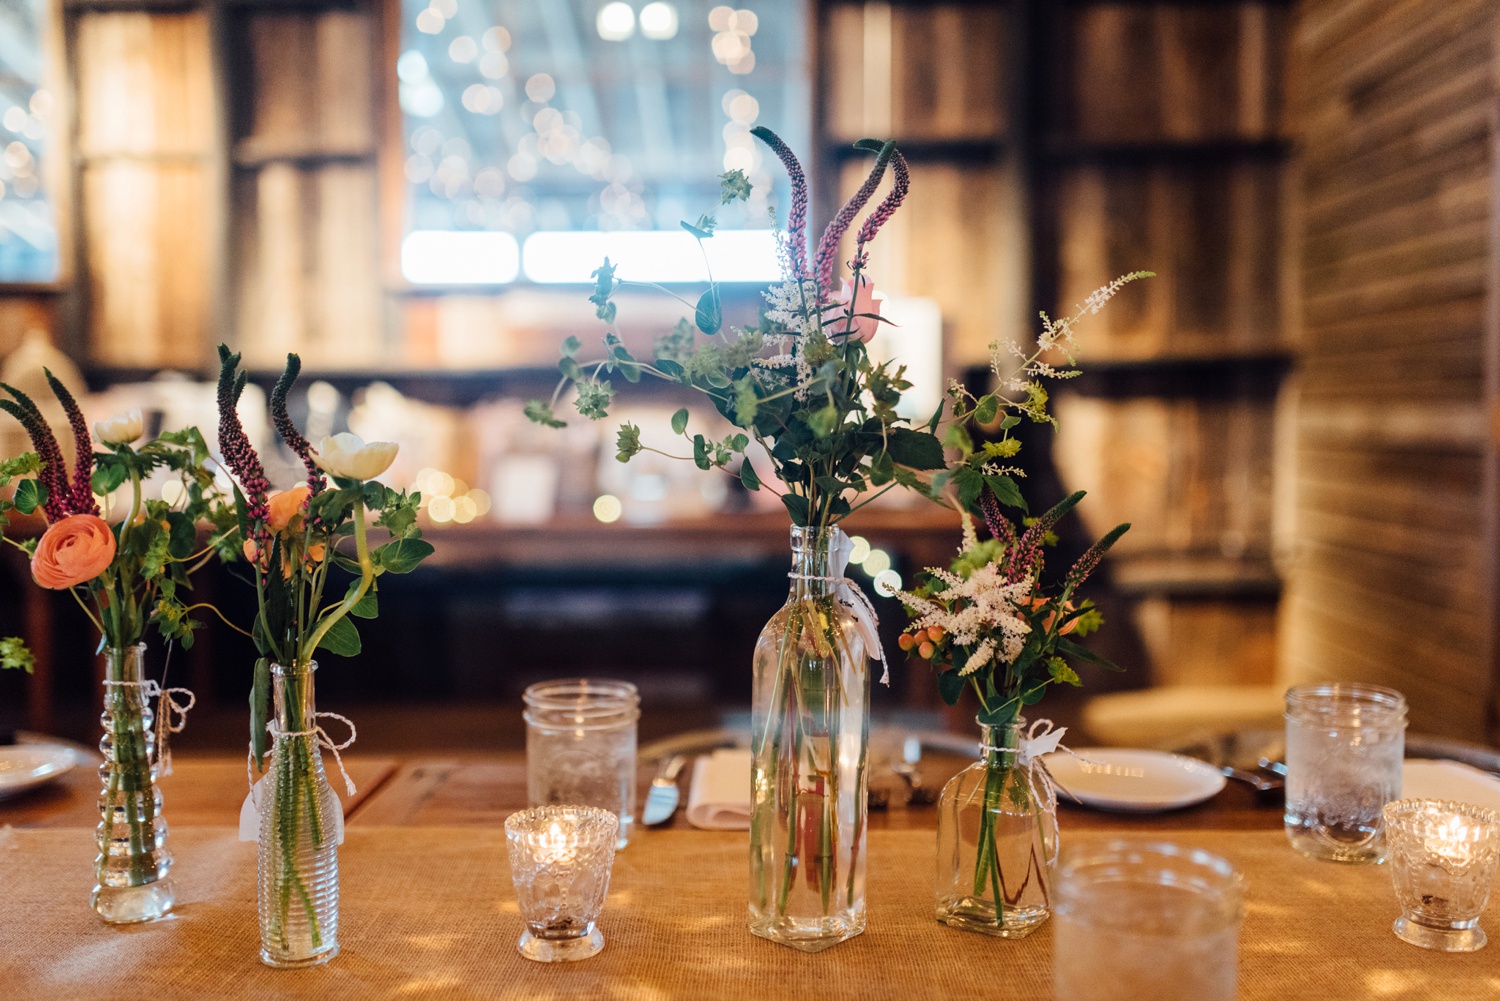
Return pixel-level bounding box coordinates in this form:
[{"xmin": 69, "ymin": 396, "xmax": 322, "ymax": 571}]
[
  {"xmin": 93, "ymin": 642, "xmax": 174, "ymax": 923},
  {"xmin": 748, "ymin": 525, "xmax": 871, "ymax": 952},
  {"xmin": 258, "ymin": 661, "xmax": 340, "ymax": 968},
  {"xmin": 934, "ymin": 717, "xmax": 1057, "ymax": 938}
]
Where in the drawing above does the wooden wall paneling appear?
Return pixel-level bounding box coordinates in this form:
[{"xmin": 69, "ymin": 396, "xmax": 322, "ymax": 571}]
[{"xmin": 1285, "ymin": 0, "xmax": 1496, "ymax": 739}]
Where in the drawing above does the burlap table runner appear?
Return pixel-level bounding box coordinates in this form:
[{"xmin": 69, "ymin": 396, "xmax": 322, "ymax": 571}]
[{"xmin": 1, "ymin": 826, "xmax": 1493, "ymax": 1000}]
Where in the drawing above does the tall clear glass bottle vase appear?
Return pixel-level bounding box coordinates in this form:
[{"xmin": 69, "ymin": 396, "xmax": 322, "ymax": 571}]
[
  {"xmin": 258, "ymin": 661, "xmax": 340, "ymax": 968},
  {"xmin": 934, "ymin": 717, "xmax": 1057, "ymax": 937},
  {"xmin": 749, "ymin": 525, "xmax": 871, "ymax": 952},
  {"xmin": 93, "ymin": 642, "xmax": 174, "ymax": 923}
]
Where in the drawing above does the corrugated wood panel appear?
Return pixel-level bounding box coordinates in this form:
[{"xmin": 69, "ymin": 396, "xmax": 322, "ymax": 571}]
[{"xmin": 1284, "ymin": 0, "xmax": 1496, "ymax": 739}]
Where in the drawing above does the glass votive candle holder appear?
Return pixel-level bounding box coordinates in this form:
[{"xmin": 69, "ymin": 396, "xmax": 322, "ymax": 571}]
[
  {"xmin": 1383, "ymin": 798, "xmax": 1500, "ymax": 952},
  {"xmin": 505, "ymin": 805, "xmax": 620, "ymax": 962},
  {"xmin": 1053, "ymin": 841, "xmax": 1244, "ymax": 1001},
  {"xmin": 1284, "ymin": 682, "xmax": 1407, "ymax": 863},
  {"xmin": 524, "ymin": 679, "xmax": 640, "ymax": 849}
]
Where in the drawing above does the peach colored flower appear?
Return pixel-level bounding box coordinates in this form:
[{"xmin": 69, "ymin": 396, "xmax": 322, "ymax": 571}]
[
  {"xmin": 31, "ymin": 514, "xmax": 116, "ymax": 589},
  {"xmin": 832, "ymin": 275, "xmax": 884, "ymax": 343},
  {"xmin": 267, "ymin": 485, "xmax": 310, "ymax": 534},
  {"xmin": 1029, "ymin": 597, "xmax": 1078, "ymax": 636}
]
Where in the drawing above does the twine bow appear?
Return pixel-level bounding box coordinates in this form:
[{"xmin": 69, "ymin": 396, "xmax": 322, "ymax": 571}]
[
  {"xmin": 102, "ymin": 677, "xmax": 196, "ymax": 776},
  {"xmin": 787, "ymin": 530, "xmax": 892, "ymax": 685},
  {"xmin": 264, "ymin": 712, "xmax": 359, "ymax": 797}
]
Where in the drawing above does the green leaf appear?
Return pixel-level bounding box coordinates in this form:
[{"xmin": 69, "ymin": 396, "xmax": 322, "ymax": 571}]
[
  {"xmin": 680, "ymin": 219, "xmax": 714, "ymax": 241},
  {"xmin": 942, "ymin": 423, "xmax": 974, "ymax": 455},
  {"xmin": 372, "ymin": 538, "xmax": 435, "ymax": 575},
  {"xmin": 692, "ymin": 434, "xmax": 711, "ymax": 470},
  {"xmin": 739, "ymin": 461, "xmax": 761, "ymax": 492},
  {"xmin": 886, "ymin": 429, "xmax": 945, "ymax": 470},
  {"xmin": 1055, "ymin": 637, "xmax": 1125, "ymax": 672},
  {"xmin": 670, "ymin": 408, "xmax": 690, "ymax": 436},
  {"xmin": 984, "ymin": 474, "xmax": 1027, "ymax": 511},
  {"xmin": 559, "ymin": 356, "xmax": 584, "ymax": 381},
  {"xmin": 1047, "ymin": 656, "xmax": 1082, "ymax": 687},
  {"xmin": 344, "ymin": 578, "xmax": 378, "ymax": 619},
  {"xmin": 999, "ymin": 415, "xmax": 1020, "ymax": 430},
  {"xmin": 974, "ymin": 394, "xmax": 999, "ymax": 425},
  {"xmin": 656, "ymin": 359, "xmax": 685, "ymax": 380},
  {"xmin": 91, "ymin": 456, "xmax": 129, "ymax": 496},
  {"xmin": 0, "ymin": 637, "xmax": 34, "ymax": 673},
  {"xmin": 779, "ymin": 493, "xmax": 810, "ymax": 526},
  {"xmin": 561, "ymin": 335, "xmax": 581, "ymax": 357},
  {"xmin": 249, "ymin": 657, "xmax": 271, "ymax": 771},
  {"xmin": 937, "ymin": 669, "xmax": 964, "ymax": 706},
  {"xmin": 615, "ymin": 423, "xmax": 643, "ymax": 462},
  {"xmin": 13, "ymin": 478, "xmax": 45, "ymax": 515},
  {"xmin": 953, "ymin": 466, "xmax": 985, "ymax": 509},
  {"xmin": 317, "ymin": 616, "xmax": 362, "ymax": 657},
  {"xmin": 695, "ymin": 286, "xmax": 722, "ymax": 336},
  {"xmin": 524, "ymin": 400, "xmax": 566, "ymax": 429}
]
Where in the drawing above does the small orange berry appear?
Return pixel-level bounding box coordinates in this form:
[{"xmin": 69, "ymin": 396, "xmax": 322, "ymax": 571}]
[
  {"xmin": 897, "ymin": 633, "xmax": 915, "ymax": 652},
  {"xmin": 928, "ymin": 626, "xmax": 945, "ymax": 641},
  {"xmin": 918, "ymin": 641, "xmax": 935, "ymax": 659}
]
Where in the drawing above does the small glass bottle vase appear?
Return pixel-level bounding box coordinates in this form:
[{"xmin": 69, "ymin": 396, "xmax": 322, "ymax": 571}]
[
  {"xmin": 93, "ymin": 642, "xmax": 175, "ymax": 923},
  {"xmin": 934, "ymin": 718, "xmax": 1058, "ymax": 938},
  {"xmin": 748, "ymin": 525, "xmax": 871, "ymax": 952},
  {"xmin": 258, "ymin": 661, "xmax": 341, "ymax": 968}
]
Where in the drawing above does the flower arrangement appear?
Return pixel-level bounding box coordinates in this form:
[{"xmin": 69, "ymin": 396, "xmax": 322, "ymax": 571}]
[
  {"xmin": 214, "ymin": 346, "xmax": 430, "ymax": 964},
  {"xmin": 0, "ymin": 372, "xmax": 237, "ymax": 915},
  {"xmin": 526, "ymin": 128, "xmax": 945, "ymax": 529}
]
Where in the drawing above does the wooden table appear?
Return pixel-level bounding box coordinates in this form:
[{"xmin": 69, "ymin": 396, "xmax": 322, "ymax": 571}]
[
  {"xmin": 349, "ymin": 752, "xmax": 1285, "ymax": 832},
  {"xmin": 1, "ymin": 756, "xmax": 398, "ymax": 829}
]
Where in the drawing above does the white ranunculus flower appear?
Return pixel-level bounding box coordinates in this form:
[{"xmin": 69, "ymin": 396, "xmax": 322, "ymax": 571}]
[
  {"xmin": 313, "ymin": 432, "xmax": 398, "ymax": 481},
  {"xmin": 94, "ymin": 408, "xmax": 144, "ymax": 446}
]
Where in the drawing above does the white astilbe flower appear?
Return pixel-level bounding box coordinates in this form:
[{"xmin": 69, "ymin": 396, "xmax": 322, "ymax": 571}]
[
  {"xmin": 762, "ymin": 280, "xmax": 813, "ymax": 333},
  {"xmin": 896, "ymin": 563, "xmax": 1033, "ymax": 669},
  {"xmin": 960, "ymin": 509, "xmax": 979, "ymax": 553},
  {"xmin": 962, "ymin": 637, "xmax": 997, "ymax": 677}
]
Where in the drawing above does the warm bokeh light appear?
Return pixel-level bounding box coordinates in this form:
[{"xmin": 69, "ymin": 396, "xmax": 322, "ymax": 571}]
[
  {"xmin": 640, "ymin": 2, "xmax": 679, "ymax": 40},
  {"xmin": 863, "ymin": 549, "xmax": 892, "ymax": 577},
  {"xmin": 593, "ymin": 494, "xmax": 623, "ymax": 524},
  {"xmin": 597, "ymin": 2, "xmax": 635, "ymax": 41},
  {"xmin": 847, "ymin": 536, "xmax": 871, "ymax": 565}
]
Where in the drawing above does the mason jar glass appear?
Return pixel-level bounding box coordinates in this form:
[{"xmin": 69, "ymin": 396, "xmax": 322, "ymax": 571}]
[
  {"xmin": 1053, "ymin": 841, "xmax": 1243, "ymax": 1001},
  {"xmin": 1284, "ymin": 682, "xmax": 1407, "ymax": 863},
  {"xmin": 523, "ymin": 679, "xmax": 640, "ymax": 849}
]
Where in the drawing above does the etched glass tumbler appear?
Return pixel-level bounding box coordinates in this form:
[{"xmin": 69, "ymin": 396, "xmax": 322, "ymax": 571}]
[
  {"xmin": 1284, "ymin": 682, "xmax": 1406, "ymax": 863},
  {"xmin": 524, "ymin": 679, "xmax": 639, "ymax": 849},
  {"xmin": 505, "ymin": 805, "xmax": 619, "ymax": 962},
  {"xmin": 1384, "ymin": 799, "xmax": 1500, "ymax": 952},
  {"xmin": 1053, "ymin": 841, "xmax": 1243, "ymax": 1001}
]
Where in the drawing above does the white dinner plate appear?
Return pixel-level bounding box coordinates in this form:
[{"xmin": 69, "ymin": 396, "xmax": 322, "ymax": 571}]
[
  {"xmin": 0, "ymin": 743, "xmax": 77, "ymax": 800},
  {"xmin": 1042, "ymin": 748, "xmax": 1227, "ymax": 812}
]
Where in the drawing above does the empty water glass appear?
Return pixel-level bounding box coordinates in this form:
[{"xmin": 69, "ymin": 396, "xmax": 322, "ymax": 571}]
[
  {"xmin": 524, "ymin": 679, "xmax": 640, "ymax": 848},
  {"xmin": 1284, "ymin": 682, "xmax": 1406, "ymax": 863},
  {"xmin": 1053, "ymin": 841, "xmax": 1243, "ymax": 1001},
  {"xmin": 505, "ymin": 805, "xmax": 619, "ymax": 962}
]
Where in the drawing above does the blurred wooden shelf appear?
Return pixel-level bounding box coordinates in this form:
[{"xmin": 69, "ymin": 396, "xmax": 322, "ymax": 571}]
[
  {"xmin": 823, "ymin": 137, "xmax": 1007, "ymax": 164},
  {"xmin": 1042, "ymin": 139, "xmax": 1288, "ymax": 165}
]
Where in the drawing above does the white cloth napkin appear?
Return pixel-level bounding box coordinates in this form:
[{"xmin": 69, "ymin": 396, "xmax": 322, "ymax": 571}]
[
  {"xmin": 1401, "ymin": 759, "xmax": 1500, "ymax": 813},
  {"xmin": 686, "ymin": 748, "xmax": 753, "ymax": 831}
]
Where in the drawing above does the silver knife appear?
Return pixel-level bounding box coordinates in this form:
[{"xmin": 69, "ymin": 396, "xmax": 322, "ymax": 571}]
[{"xmin": 642, "ymin": 754, "xmax": 687, "ymax": 826}]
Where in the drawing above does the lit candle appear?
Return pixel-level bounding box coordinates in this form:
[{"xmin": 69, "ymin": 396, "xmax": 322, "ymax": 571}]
[{"xmin": 1425, "ymin": 814, "xmax": 1473, "ymax": 867}]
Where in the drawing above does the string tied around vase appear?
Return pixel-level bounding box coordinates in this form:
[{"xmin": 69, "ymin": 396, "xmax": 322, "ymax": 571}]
[
  {"xmin": 264, "ymin": 712, "xmax": 359, "ymax": 797},
  {"xmin": 101, "ymin": 677, "xmax": 196, "ymax": 776},
  {"xmin": 787, "ymin": 529, "xmax": 892, "ymax": 685}
]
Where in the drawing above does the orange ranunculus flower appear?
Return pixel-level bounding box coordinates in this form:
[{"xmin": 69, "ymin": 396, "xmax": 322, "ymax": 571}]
[
  {"xmin": 31, "ymin": 514, "xmax": 117, "ymax": 589},
  {"xmin": 267, "ymin": 485, "xmax": 311, "ymax": 534}
]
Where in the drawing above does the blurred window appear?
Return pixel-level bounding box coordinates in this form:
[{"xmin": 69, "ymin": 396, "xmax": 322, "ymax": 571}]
[
  {"xmin": 0, "ymin": 0, "xmax": 61, "ymax": 283},
  {"xmin": 397, "ymin": 0, "xmax": 808, "ymax": 285}
]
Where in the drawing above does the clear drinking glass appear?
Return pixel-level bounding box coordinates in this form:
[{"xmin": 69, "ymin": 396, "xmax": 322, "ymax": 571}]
[
  {"xmin": 505, "ymin": 805, "xmax": 619, "ymax": 962},
  {"xmin": 523, "ymin": 679, "xmax": 639, "ymax": 849},
  {"xmin": 1384, "ymin": 799, "xmax": 1500, "ymax": 952},
  {"xmin": 1284, "ymin": 682, "xmax": 1407, "ymax": 862},
  {"xmin": 1053, "ymin": 841, "xmax": 1243, "ymax": 1001}
]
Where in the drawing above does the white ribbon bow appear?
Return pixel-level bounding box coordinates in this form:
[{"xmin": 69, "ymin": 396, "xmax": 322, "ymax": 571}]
[{"xmin": 788, "ymin": 529, "xmax": 891, "ymax": 685}]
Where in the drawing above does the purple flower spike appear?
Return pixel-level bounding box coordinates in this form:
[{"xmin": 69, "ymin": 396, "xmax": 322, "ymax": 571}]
[
  {"xmin": 752, "ymin": 126, "xmax": 810, "ymax": 280},
  {"xmin": 270, "ymin": 353, "xmax": 326, "ymax": 499},
  {"xmin": 0, "ymin": 383, "xmax": 72, "ymax": 521},
  {"xmin": 43, "ymin": 369, "xmax": 99, "ymax": 516},
  {"xmin": 854, "ymin": 151, "xmax": 908, "ymax": 257},
  {"xmin": 813, "ymin": 140, "xmax": 895, "ymax": 293}
]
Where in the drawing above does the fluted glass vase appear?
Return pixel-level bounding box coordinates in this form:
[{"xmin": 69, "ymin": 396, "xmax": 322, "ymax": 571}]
[
  {"xmin": 93, "ymin": 642, "xmax": 174, "ymax": 923},
  {"xmin": 258, "ymin": 661, "xmax": 340, "ymax": 968},
  {"xmin": 749, "ymin": 525, "xmax": 871, "ymax": 952},
  {"xmin": 934, "ymin": 717, "xmax": 1057, "ymax": 938}
]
